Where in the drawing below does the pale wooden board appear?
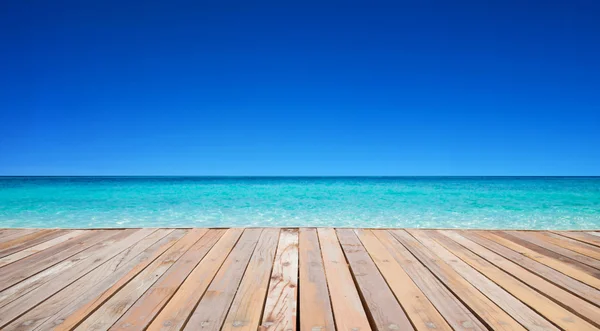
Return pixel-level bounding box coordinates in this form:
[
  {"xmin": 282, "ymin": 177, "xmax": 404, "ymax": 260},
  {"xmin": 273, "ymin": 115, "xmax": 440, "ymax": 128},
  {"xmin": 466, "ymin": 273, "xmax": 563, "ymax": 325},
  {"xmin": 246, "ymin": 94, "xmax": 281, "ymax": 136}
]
[
  {"xmin": 73, "ymin": 229, "xmax": 209, "ymax": 330},
  {"xmin": 0, "ymin": 230, "xmax": 115, "ymax": 292},
  {"xmin": 372, "ymin": 230, "xmax": 486, "ymax": 331},
  {"xmin": 147, "ymin": 228, "xmax": 244, "ymax": 331},
  {"xmin": 0, "ymin": 230, "xmax": 87, "ymax": 268},
  {"xmin": 5, "ymin": 229, "xmax": 175, "ymax": 331},
  {"xmin": 552, "ymin": 231, "xmax": 600, "ymax": 248},
  {"xmin": 0, "ymin": 252, "xmax": 81, "ymax": 309},
  {"xmin": 0, "ymin": 230, "xmax": 39, "ymax": 247},
  {"xmin": 184, "ymin": 229, "xmax": 263, "ymax": 331},
  {"xmin": 0, "ymin": 229, "xmax": 154, "ymax": 328},
  {"xmin": 52, "ymin": 229, "xmax": 188, "ymax": 331},
  {"xmin": 297, "ymin": 228, "xmax": 335, "ymax": 331},
  {"xmin": 468, "ymin": 231, "xmax": 600, "ymax": 307},
  {"xmin": 112, "ymin": 229, "xmax": 225, "ymax": 330},
  {"xmin": 317, "ymin": 228, "xmax": 371, "ymax": 331},
  {"xmin": 33, "ymin": 229, "xmax": 184, "ymax": 331},
  {"xmin": 0, "ymin": 229, "xmax": 25, "ymax": 241},
  {"xmin": 393, "ymin": 230, "xmax": 531, "ymax": 331},
  {"xmin": 2, "ymin": 228, "xmax": 600, "ymax": 331},
  {"xmin": 435, "ymin": 230, "xmax": 598, "ymax": 330},
  {"xmin": 0, "ymin": 230, "xmax": 66, "ymax": 258},
  {"xmin": 507, "ymin": 231, "xmax": 600, "ymax": 273},
  {"xmin": 221, "ymin": 228, "xmax": 279, "ymax": 331},
  {"xmin": 502, "ymin": 231, "xmax": 600, "ymax": 282},
  {"xmin": 338, "ymin": 229, "xmax": 418, "ymax": 331},
  {"xmin": 0, "ymin": 233, "xmax": 97, "ymax": 308},
  {"xmin": 260, "ymin": 229, "xmax": 299, "ymax": 331},
  {"xmin": 538, "ymin": 232, "xmax": 600, "ymax": 260}
]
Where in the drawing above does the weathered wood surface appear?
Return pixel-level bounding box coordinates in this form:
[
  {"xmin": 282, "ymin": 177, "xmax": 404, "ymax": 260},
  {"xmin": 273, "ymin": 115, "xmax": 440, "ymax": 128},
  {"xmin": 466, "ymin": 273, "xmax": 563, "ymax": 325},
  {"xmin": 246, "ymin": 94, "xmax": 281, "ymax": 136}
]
[
  {"xmin": 298, "ymin": 228, "xmax": 335, "ymax": 331},
  {"xmin": 0, "ymin": 228, "xmax": 599, "ymax": 330}
]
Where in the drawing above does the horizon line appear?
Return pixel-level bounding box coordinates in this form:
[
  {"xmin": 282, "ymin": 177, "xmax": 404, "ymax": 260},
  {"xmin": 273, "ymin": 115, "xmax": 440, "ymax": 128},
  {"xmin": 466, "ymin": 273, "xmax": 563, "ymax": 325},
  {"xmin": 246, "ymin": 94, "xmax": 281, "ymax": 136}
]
[{"xmin": 1, "ymin": 175, "xmax": 599, "ymax": 178}]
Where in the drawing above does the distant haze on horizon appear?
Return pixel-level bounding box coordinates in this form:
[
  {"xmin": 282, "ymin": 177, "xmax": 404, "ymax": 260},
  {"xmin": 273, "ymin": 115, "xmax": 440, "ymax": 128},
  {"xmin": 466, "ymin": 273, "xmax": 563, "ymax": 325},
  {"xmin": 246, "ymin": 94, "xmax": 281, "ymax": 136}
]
[{"xmin": 1, "ymin": 1, "xmax": 599, "ymax": 176}]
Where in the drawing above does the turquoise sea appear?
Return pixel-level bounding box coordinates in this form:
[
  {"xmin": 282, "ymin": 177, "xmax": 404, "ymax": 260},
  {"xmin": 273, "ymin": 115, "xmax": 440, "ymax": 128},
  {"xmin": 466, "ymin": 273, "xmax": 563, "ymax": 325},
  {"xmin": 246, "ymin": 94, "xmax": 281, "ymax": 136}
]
[{"xmin": 0, "ymin": 177, "xmax": 599, "ymax": 229}]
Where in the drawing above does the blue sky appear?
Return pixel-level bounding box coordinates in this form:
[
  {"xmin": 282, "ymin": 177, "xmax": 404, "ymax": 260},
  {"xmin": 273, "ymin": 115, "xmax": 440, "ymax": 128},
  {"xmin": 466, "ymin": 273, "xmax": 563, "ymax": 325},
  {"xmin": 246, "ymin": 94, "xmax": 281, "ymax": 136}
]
[{"xmin": 1, "ymin": 1, "xmax": 599, "ymax": 175}]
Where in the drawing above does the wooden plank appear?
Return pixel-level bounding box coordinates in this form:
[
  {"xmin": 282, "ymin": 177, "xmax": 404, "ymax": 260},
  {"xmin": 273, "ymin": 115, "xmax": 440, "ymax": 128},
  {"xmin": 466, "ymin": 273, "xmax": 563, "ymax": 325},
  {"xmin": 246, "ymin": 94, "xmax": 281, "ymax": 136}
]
[
  {"xmin": 502, "ymin": 231, "xmax": 600, "ymax": 282},
  {"xmin": 0, "ymin": 233, "xmax": 97, "ymax": 309},
  {"xmin": 260, "ymin": 229, "xmax": 299, "ymax": 331},
  {"xmin": 297, "ymin": 228, "xmax": 335, "ymax": 331},
  {"xmin": 0, "ymin": 229, "xmax": 66, "ymax": 258},
  {"xmin": 0, "ymin": 230, "xmax": 39, "ymax": 247},
  {"xmin": 5, "ymin": 229, "xmax": 175, "ymax": 331},
  {"xmin": 147, "ymin": 228, "xmax": 244, "ymax": 331},
  {"xmin": 184, "ymin": 229, "xmax": 263, "ymax": 331},
  {"xmin": 112, "ymin": 229, "xmax": 226, "ymax": 330},
  {"xmin": 0, "ymin": 229, "xmax": 24, "ymax": 241},
  {"xmin": 0, "ymin": 229, "xmax": 155, "ymax": 328},
  {"xmin": 351, "ymin": 229, "xmax": 439, "ymax": 330},
  {"xmin": 507, "ymin": 232, "xmax": 600, "ymax": 269},
  {"xmin": 30, "ymin": 229, "xmax": 183, "ymax": 331},
  {"xmin": 0, "ymin": 228, "xmax": 156, "ymax": 329},
  {"xmin": 51, "ymin": 229, "xmax": 187, "ymax": 331},
  {"xmin": 72, "ymin": 229, "xmax": 209, "ymax": 330},
  {"xmin": 0, "ymin": 230, "xmax": 87, "ymax": 268},
  {"xmin": 538, "ymin": 232, "xmax": 600, "ymax": 260},
  {"xmin": 372, "ymin": 230, "xmax": 486, "ymax": 331},
  {"xmin": 0, "ymin": 230, "xmax": 115, "ymax": 292},
  {"xmin": 434, "ymin": 230, "xmax": 599, "ymax": 330},
  {"xmin": 221, "ymin": 229, "xmax": 279, "ymax": 331},
  {"xmin": 464, "ymin": 230, "xmax": 600, "ymax": 307},
  {"xmin": 496, "ymin": 232, "xmax": 600, "ymax": 288},
  {"xmin": 0, "ymin": 253, "xmax": 80, "ymax": 309},
  {"xmin": 2, "ymin": 227, "xmax": 600, "ymax": 331},
  {"xmin": 350, "ymin": 229, "xmax": 444, "ymax": 331},
  {"xmin": 394, "ymin": 230, "xmax": 537, "ymax": 331},
  {"xmin": 317, "ymin": 228, "xmax": 371, "ymax": 331},
  {"xmin": 552, "ymin": 231, "xmax": 600, "ymax": 248},
  {"xmin": 0, "ymin": 232, "xmax": 93, "ymax": 308}
]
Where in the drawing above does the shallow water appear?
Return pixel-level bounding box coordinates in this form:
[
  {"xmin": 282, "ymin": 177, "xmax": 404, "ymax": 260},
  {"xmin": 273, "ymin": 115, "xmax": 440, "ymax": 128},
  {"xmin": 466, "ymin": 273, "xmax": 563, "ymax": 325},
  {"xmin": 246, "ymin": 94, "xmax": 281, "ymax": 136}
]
[{"xmin": 0, "ymin": 177, "xmax": 599, "ymax": 229}]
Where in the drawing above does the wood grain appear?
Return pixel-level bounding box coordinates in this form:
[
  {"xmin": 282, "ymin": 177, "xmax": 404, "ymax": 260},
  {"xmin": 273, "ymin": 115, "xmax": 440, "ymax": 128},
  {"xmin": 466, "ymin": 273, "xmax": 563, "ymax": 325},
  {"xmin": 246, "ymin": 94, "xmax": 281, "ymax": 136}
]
[
  {"xmin": 112, "ymin": 229, "xmax": 225, "ymax": 330},
  {"xmin": 469, "ymin": 230, "xmax": 600, "ymax": 307},
  {"xmin": 0, "ymin": 230, "xmax": 86, "ymax": 268},
  {"xmin": 394, "ymin": 230, "xmax": 532, "ymax": 331},
  {"xmin": 0, "ymin": 228, "xmax": 599, "ymax": 331},
  {"xmin": 147, "ymin": 228, "xmax": 244, "ymax": 331},
  {"xmin": 372, "ymin": 230, "xmax": 486, "ymax": 331},
  {"xmin": 0, "ymin": 229, "xmax": 154, "ymax": 328},
  {"xmin": 6, "ymin": 229, "xmax": 176, "ymax": 331},
  {"xmin": 37, "ymin": 229, "xmax": 184, "ymax": 331},
  {"xmin": 506, "ymin": 231, "xmax": 600, "ymax": 273},
  {"xmin": 0, "ymin": 230, "xmax": 39, "ymax": 247},
  {"xmin": 297, "ymin": 228, "xmax": 335, "ymax": 331},
  {"xmin": 552, "ymin": 231, "xmax": 600, "ymax": 248},
  {"xmin": 260, "ymin": 229, "xmax": 299, "ymax": 331},
  {"xmin": 537, "ymin": 232, "xmax": 600, "ymax": 260},
  {"xmin": 0, "ymin": 230, "xmax": 114, "ymax": 292},
  {"xmin": 317, "ymin": 228, "xmax": 371, "ymax": 331},
  {"xmin": 0, "ymin": 230, "xmax": 65, "ymax": 258},
  {"xmin": 434, "ymin": 230, "xmax": 598, "ymax": 330},
  {"xmin": 337, "ymin": 229, "xmax": 418, "ymax": 331},
  {"xmin": 184, "ymin": 229, "xmax": 262, "ymax": 331},
  {"xmin": 73, "ymin": 229, "xmax": 209, "ymax": 330},
  {"xmin": 222, "ymin": 228, "xmax": 279, "ymax": 331}
]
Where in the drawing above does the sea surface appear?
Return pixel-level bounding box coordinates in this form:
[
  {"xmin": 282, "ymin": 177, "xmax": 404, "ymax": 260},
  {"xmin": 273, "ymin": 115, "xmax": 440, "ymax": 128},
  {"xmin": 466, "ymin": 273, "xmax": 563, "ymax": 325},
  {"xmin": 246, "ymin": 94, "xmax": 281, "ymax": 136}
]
[{"xmin": 0, "ymin": 177, "xmax": 599, "ymax": 229}]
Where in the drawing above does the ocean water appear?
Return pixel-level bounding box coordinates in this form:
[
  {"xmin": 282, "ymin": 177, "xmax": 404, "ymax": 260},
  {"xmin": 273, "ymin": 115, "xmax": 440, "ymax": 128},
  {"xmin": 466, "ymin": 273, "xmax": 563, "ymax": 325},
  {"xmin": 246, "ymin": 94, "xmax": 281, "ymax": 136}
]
[{"xmin": 0, "ymin": 177, "xmax": 599, "ymax": 229}]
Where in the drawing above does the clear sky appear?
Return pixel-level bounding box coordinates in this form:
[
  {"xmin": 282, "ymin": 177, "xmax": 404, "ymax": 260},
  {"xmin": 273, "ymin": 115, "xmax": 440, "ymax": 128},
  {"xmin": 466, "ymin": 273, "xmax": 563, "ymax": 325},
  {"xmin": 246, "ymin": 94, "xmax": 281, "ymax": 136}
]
[{"xmin": 1, "ymin": 1, "xmax": 599, "ymax": 176}]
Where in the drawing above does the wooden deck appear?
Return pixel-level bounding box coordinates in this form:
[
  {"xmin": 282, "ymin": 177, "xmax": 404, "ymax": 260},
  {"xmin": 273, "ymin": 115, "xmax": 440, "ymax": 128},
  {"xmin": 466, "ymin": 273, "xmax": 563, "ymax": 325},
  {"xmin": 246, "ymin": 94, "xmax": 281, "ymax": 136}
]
[{"xmin": 0, "ymin": 228, "xmax": 599, "ymax": 330}]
